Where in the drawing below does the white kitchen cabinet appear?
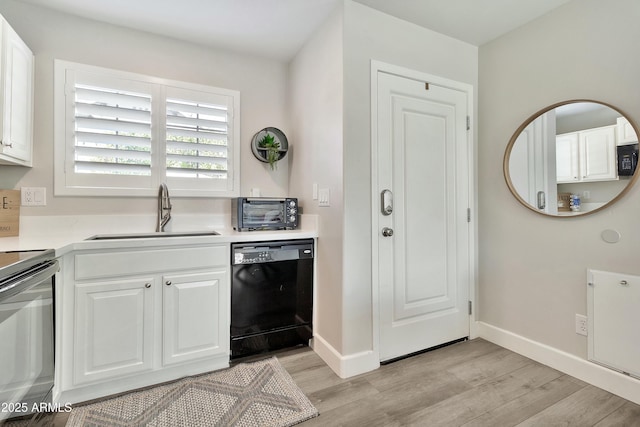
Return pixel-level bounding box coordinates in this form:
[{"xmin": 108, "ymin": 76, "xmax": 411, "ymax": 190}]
[
  {"xmin": 58, "ymin": 243, "xmax": 230, "ymax": 403},
  {"xmin": 616, "ymin": 116, "xmax": 638, "ymax": 145},
  {"xmin": 0, "ymin": 16, "xmax": 34, "ymax": 166},
  {"xmin": 73, "ymin": 277, "xmax": 155, "ymax": 386},
  {"xmin": 163, "ymin": 270, "xmax": 227, "ymax": 365},
  {"xmin": 556, "ymin": 125, "xmax": 617, "ymax": 183},
  {"xmin": 555, "ymin": 132, "xmax": 580, "ymax": 183}
]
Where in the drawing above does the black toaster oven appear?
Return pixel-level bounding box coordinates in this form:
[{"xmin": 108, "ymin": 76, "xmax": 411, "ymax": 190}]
[{"xmin": 232, "ymin": 197, "xmax": 298, "ymax": 231}]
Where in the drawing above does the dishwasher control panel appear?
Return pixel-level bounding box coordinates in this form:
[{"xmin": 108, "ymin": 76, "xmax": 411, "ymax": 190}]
[{"xmin": 232, "ymin": 240, "xmax": 314, "ymax": 265}]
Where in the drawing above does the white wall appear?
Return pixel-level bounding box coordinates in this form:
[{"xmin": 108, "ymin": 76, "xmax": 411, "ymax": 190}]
[
  {"xmin": 479, "ymin": 0, "xmax": 640, "ymax": 358},
  {"xmin": 0, "ymin": 0, "xmax": 289, "ymax": 218},
  {"xmin": 340, "ymin": 1, "xmax": 478, "ymax": 357},
  {"xmin": 288, "ymin": 9, "xmax": 345, "ymax": 350}
]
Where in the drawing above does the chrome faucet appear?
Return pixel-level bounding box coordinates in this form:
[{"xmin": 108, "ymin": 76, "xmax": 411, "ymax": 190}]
[{"xmin": 156, "ymin": 183, "xmax": 172, "ymax": 232}]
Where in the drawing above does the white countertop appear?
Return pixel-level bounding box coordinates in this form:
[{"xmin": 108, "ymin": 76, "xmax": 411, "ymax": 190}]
[{"xmin": 0, "ymin": 214, "xmax": 318, "ymax": 255}]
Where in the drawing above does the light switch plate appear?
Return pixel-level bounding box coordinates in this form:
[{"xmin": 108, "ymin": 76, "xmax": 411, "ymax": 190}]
[{"xmin": 318, "ymin": 188, "xmax": 330, "ymax": 207}]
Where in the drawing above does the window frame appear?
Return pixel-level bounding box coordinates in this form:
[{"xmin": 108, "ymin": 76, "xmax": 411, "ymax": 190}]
[{"xmin": 54, "ymin": 60, "xmax": 241, "ymax": 198}]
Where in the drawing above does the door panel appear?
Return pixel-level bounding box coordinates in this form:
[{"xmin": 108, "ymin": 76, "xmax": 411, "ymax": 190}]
[
  {"xmin": 163, "ymin": 270, "xmax": 226, "ymax": 366},
  {"xmin": 377, "ymin": 70, "xmax": 470, "ymax": 361},
  {"xmin": 73, "ymin": 278, "xmax": 155, "ymax": 385}
]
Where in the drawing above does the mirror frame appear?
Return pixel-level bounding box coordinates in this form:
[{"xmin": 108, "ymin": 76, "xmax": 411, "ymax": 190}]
[{"xmin": 503, "ymin": 99, "xmax": 640, "ymax": 217}]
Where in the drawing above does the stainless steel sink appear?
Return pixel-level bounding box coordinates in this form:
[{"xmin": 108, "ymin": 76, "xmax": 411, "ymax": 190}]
[{"xmin": 85, "ymin": 231, "xmax": 220, "ymax": 240}]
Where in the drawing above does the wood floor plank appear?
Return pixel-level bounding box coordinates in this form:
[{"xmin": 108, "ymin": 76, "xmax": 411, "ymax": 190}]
[
  {"xmin": 300, "ymin": 393, "xmax": 403, "ymax": 427},
  {"xmin": 276, "ymin": 346, "xmax": 326, "ymax": 374},
  {"xmin": 594, "ymin": 401, "xmax": 640, "ymax": 427},
  {"xmin": 461, "ymin": 375, "xmax": 587, "ymax": 427},
  {"xmin": 366, "ymin": 354, "xmax": 472, "ymax": 393},
  {"xmin": 516, "ymin": 385, "xmax": 628, "ymax": 427},
  {"xmin": 288, "ymin": 362, "xmax": 348, "ymax": 394},
  {"xmin": 306, "ymin": 377, "xmax": 380, "ymax": 413},
  {"xmin": 366, "ymin": 339, "xmax": 503, "ymax": 392},
  {"xmin": 375, "ymin": 373, "xmax": 473, "ymax": 422},
  {"xmin": 447, "ymin": 347, "xmax": 533, "ymax": 387},
  {"xmin": 396, "ymin": 361, "xmax": 564, "ymax": 426}
]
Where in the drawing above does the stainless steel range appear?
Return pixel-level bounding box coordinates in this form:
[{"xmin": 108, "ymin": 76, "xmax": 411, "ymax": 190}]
[{"xmin": 0, "ymin": 249, "xmax": 58, "ymax": 424}]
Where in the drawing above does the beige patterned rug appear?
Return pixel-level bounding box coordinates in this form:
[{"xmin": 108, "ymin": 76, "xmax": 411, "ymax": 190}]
[{"xmin": 66, "ymin": 357, "xmax": 318, "ymax": 427}]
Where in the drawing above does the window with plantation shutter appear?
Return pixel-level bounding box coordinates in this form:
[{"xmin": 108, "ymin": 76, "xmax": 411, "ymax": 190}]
[
  {"xmin": 166, "ymin": 94, "xmax": 229, "ymax": 180},
  {"xmin": 74, "ymin": 84, "xmax": 153, "ymax": 176},
  {"xmin": 54, "ymin": 60, "xmax": 240, "ymax": 197}
]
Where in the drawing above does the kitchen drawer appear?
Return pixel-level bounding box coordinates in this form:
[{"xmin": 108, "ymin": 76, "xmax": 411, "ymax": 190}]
[{"xmin": 75, "ymin": 245, "xmax": 228, "ymax": 280}]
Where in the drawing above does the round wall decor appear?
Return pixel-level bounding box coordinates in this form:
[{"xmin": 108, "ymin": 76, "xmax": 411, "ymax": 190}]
[{"xmin": 251, "ymin": 127, "xmax": 289, "ymax": 170}]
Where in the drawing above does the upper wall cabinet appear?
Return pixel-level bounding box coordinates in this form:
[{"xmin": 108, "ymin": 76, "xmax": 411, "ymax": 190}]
[
  {"xmin": 617, "ymin": 116, "xmax": 638, "ymax": 145},
  {"xmin": 556, "ymin": 125, "xmax": 618, "ymax": 183},
  {"xmin": 0, "ymin": 16, "xmax": 34, "ymax": 167}
]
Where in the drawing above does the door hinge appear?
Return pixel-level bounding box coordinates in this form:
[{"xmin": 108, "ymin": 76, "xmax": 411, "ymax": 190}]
[
  {"xmin": 467, "ymin": 208, "xmax": 471, "ymax": 223},
  {"xmin": 466, "ymin": 116, "xmax": 470, "ymax": 131},
  {"xmin": 468, "ymin": 301, "xmax": 473, "ymax": 315}
]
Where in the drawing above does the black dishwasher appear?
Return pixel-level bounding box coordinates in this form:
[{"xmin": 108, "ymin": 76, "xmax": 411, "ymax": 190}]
[{"xmin": 231, "ymin": 239, "xmax": 313, "ymax": 359}]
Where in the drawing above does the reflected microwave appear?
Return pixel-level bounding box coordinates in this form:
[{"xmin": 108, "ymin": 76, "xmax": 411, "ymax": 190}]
[
  {"xmin": 617, "ymin": 144, "xmax": 638, "ymax": 176},
  {"xmin": 232, "ymin": 198, "xmax": 298, "ymax": 231}
]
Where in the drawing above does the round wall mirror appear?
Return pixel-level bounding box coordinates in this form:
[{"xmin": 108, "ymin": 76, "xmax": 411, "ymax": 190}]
[{"xmin": 504, "ymin": 100, "xmax": 640, "ymax": 217}]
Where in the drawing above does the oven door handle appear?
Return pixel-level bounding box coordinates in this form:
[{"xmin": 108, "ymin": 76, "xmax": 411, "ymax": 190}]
[{"xmin": 0, "ymin": 260, "xmax": 59, "ymax": 303}]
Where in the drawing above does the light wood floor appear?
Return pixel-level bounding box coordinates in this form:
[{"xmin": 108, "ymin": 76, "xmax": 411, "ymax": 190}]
[
  {"xmin": 277, "ymin": 339, "xmax": 640, "ymax": 426},
  {"xmin": 46, "ymin": 338, "xmax": 640, "ymax": 426}
]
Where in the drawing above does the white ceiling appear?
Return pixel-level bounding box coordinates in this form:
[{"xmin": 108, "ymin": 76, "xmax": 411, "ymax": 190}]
[{"xmin": 15, "ymin": 0, "xmax": 572, "ymax": 60}]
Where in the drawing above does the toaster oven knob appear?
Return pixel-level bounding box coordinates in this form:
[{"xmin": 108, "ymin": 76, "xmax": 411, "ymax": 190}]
[
  {"xmin": 289, "ymin": 215, "xmax": 296, "ymax": 222},
  {"xmin": 289, "ymin": 207, "xmax": 297, "ymax": 215},
  {"xmin": 289, "ymin": 200, "xmax": 296, "ymax": 207}
]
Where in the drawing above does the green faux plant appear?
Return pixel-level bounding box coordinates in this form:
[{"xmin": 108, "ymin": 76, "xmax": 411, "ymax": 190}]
[{"xmin": 258, "ymin": 132, "xmax": 281, "ymax": 170}]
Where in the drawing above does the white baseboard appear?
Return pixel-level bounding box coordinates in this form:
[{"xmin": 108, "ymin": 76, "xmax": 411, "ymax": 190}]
[
  {"xmin": 477, "ymin": 321, "xmax": 640, "ymax": 405},
  {"xmin": 311, "ymin": 334, "xmax": 380, "ymax": 379}
]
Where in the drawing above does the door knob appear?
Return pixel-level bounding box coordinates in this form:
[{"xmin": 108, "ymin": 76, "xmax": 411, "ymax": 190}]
[{"xmin": 382, "ymin": 227, "xmax": 394, "ymax": 237}]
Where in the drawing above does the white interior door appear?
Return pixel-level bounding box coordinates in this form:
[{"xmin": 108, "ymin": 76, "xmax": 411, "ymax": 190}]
[{"xmin": 375, "ymin": 68, "xmax": 471, "ymax": 362}]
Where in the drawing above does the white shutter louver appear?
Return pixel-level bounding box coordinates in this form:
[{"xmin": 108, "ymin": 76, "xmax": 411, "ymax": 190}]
[
  {"xmin": 166, "ymin": 98, "xmax": 229, "ymax": 179},
  {"xmin": 74, "ymin": 84, "xmax": 152, "ymax": 176}
]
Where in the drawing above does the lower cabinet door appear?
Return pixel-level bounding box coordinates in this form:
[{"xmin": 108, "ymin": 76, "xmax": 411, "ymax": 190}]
[
  {"xmin": 73, "ymin": 277, "xmax": 155, "ymax": 386},
  {"xmin": 162, "ymin": 269, "xmax": 228, "ymax": 365}
]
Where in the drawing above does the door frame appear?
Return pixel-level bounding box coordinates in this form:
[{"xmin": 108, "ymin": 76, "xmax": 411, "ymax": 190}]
[{"xmin": 370, "ymin": 60, "xmax": 478, "ymax": 361}]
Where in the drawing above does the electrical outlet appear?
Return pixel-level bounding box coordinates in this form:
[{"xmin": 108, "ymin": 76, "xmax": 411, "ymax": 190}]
[
  {"xmin": 575, "ymin": 314, "xmax": 588, "ymax": 336},
  {"xmin": 21, "ymin": 187, "xmax": 46, "ymax": 206}
]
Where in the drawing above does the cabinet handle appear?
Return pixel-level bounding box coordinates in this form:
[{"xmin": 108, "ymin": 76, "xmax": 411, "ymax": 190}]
[
  {"xmin": 145, "ymin": 283, "xmax": 151, "ymax": 288},
  {"xmin": 1, "ymin": 140, "xmax": 12, "ymax": 148},
  {"xmin": 165, "ymin": 280, "xmax": 172, "ymax": 286}
]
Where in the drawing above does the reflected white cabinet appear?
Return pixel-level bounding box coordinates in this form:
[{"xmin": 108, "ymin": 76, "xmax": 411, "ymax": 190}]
[
  {"xmin": 556, "ymin": 125, "xmax": 617, "ymax": 183},
  {"xmin": 58, "ymin": 244, "xmax": 230, "ymax": 403},
  {"xmin": 556, "ymin": 133, "xmax": 580, "ymax": 183},
  {"xmin": 0, "ymin": 16, "xmax": 34, "ymax": 166},
  {"xmin": 616, "ymin": 116, "xmax": 638, "ymax": 145}
]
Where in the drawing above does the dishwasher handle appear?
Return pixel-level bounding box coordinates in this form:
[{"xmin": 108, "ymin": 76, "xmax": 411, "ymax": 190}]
[{"xmin": 0, "ymin": 260, "xmax": 59, "ymax": 303}]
